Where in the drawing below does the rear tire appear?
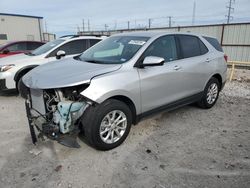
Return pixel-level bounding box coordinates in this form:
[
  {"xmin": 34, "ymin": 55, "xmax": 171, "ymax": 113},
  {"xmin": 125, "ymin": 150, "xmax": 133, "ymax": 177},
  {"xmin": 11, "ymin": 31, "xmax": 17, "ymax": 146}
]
[
  {"xmin": 81, "ymin": 99, "xmax": 132, "ymax": 150},
  {"xmin": 197, "ymin": 77, "xmax": 220, "ymax": 109}
]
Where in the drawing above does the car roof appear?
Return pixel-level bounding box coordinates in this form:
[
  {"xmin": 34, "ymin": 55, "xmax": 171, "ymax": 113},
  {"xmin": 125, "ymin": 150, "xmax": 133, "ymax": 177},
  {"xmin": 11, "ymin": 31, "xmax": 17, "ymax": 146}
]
[
  {"xmin": 60, "ymin": 35, "xmax": 105, "ymax": 40},
  {"xmin": 1, "ymin": 40, "xmax": 45, "ymax": 45},
  {"xmin": 0, "ymin": 41, "xmax": 45, "ymax": 49}
]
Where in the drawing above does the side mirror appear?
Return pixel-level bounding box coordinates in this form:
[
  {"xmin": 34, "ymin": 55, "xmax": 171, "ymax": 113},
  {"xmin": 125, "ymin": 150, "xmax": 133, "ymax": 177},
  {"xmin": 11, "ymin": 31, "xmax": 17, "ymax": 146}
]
[
  {"xmin": 2, "ymin": 49, "xmax": 10, "ymax": 54},
  {"xmin": 142, "ymin": 56, "xmax": 165, "ymax": 67},
  {"xmin": 56, "ymin": 50, "xmax": 66, "ymax": 59}
]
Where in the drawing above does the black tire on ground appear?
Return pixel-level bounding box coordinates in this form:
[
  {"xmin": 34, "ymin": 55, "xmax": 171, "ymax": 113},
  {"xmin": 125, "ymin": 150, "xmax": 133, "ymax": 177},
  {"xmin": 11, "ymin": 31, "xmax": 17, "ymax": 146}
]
[
  {"xmin": 197, "ymin": 77, "xmax": 220, "ymax": 109},
  {"xmin": 16, "ymin": 77, "xmax": 23, "ymax": 93},
  {"xmin": 81, "ymin": 99, "xmax": 132, "ymax": 150}
]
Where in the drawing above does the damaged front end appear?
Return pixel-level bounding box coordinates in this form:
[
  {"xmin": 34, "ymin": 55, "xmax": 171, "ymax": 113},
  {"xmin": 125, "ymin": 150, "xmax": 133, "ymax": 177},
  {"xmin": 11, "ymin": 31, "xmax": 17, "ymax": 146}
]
[{"xmin": 20, "ymin": 82, "xmax": 91, "ymax": 148}]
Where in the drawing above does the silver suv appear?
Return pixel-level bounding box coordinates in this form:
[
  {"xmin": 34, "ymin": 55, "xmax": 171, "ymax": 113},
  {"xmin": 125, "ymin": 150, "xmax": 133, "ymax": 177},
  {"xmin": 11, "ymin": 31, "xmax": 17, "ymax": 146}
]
[{"xmin": 20, "ymin": 32, "xmax": 227, "ymax": 150}]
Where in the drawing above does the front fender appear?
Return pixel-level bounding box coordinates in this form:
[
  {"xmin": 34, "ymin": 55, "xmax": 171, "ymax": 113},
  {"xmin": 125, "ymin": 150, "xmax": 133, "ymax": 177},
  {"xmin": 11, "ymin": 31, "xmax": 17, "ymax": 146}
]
[{"xmin": 80, "ymin": 69, "xmax": 141, "ymax": 114}]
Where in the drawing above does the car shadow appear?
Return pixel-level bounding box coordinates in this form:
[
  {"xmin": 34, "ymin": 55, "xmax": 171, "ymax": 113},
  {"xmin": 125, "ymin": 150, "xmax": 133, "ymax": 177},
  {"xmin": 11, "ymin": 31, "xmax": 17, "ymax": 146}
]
[{"xmin": 0, "ymin": 89, "xmax": 19, "ymax": 97}]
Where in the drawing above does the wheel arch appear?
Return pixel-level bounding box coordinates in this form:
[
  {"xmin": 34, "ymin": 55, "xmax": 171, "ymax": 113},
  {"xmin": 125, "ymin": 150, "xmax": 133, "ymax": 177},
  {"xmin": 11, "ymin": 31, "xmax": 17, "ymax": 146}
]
[
  {"xmin": 211, "ymin": 73, "xmax": 222, "ymax": 90},
  {"xmin": 107, "ymin": 95, "xmax": 137, "ymax": 125},
  {"xmin": 14, "ymin": 65, "xmax": 38, "ymax": 82}
]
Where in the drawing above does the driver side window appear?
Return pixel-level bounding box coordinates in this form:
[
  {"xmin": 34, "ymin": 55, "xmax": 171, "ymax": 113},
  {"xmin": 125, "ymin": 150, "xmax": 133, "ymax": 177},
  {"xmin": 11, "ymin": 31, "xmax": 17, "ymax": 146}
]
[{"xmin": 143, "ymin": 35, "xmax": 177, "ymax": 62}]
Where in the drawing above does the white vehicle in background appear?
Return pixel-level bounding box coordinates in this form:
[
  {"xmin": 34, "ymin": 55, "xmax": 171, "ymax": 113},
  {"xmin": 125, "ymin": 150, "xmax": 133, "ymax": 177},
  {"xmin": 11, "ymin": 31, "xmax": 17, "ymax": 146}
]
[{"xmin": 0, "ymin": 35, "xmax": 104, "ymax": 91}]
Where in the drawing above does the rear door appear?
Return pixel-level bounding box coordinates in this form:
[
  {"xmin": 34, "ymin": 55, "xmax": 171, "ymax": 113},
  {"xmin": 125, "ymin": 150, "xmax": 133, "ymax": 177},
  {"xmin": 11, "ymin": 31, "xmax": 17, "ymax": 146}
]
[
  {"xmin": 175, "ymin": 34, "xmax": 211, "ymax": 94},
  {"xmin": 138, "ymin": 34, "xmax": 211, "ymax": 113}
]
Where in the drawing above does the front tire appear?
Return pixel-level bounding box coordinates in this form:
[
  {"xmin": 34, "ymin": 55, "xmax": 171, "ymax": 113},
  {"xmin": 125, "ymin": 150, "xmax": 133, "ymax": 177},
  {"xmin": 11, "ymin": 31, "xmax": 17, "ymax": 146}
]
[
  {"xmin": 197, "ymin": 77, "xmax": 220, "ymax": 109},
  {"xmin": 81, "ymin": 99, "xmax": 132, "ymax": 150}
]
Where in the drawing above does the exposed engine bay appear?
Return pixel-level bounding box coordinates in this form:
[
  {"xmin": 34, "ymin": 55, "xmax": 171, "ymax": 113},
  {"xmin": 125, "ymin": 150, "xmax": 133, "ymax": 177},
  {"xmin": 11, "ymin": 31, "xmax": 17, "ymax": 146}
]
[{"xmin": 25, "ymin": 84, "xmax": 91, "ymax": 148}]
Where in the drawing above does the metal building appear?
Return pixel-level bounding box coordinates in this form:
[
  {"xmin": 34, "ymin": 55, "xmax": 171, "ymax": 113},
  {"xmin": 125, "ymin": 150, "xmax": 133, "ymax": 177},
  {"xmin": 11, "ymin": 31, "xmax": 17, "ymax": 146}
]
[{"xmin": 0, "ymin": 13, "xmax": 45, "ymax": 44}]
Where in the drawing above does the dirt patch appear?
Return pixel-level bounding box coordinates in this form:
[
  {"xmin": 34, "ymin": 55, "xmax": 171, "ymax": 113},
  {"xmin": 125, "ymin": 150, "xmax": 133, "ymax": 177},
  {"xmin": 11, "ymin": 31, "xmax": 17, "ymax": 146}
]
[{"xmin": 0, "ymin": 69, "xmax": 249, "ymax": 188}]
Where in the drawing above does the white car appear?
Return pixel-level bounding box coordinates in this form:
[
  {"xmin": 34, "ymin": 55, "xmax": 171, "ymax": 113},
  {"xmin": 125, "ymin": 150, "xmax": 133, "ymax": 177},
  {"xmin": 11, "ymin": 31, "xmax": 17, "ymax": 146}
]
[{"xmin": 0, "ymin": 35, "xmax": 103, "ymax": 91}]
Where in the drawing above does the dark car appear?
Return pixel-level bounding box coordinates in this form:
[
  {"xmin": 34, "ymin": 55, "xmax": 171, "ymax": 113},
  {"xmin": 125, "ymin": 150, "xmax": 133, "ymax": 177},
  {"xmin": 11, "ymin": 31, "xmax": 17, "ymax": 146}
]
[{"xmin": 0, "ymin": 41, "xmax": 45, "ymax": 58}]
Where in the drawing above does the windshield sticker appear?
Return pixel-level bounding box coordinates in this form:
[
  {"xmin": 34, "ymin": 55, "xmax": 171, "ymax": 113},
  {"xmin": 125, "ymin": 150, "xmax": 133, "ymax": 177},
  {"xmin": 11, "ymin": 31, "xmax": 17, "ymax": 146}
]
[
  {"xmin": 128, "ymin": 40, "xmax": 146, "ymax": 46},
  {"xmin": 120, "ymin": 58, "xmax": 126, "ymax": 62}
]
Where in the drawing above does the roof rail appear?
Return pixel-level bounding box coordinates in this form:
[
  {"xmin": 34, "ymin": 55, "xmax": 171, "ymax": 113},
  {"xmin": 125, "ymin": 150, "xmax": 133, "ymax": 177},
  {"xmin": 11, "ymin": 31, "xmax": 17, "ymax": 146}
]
[
  {"xmin": 59, "ymin": 35, "xmax": 80, "ymax": 38},
  {"xmin": 59, "ymin": 34, "xmax": 108, "ymax": 39},
  {"xmin": 78, "ymin": 34, "xmax": 110, "ymax": 37}
]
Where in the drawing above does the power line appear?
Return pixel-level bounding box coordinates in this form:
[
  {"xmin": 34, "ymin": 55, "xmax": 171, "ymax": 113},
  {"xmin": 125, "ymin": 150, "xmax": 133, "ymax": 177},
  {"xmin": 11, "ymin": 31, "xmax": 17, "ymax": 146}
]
[{"xmin": 226, "ymin": 0, "xmax": 235, "ymax": 24}]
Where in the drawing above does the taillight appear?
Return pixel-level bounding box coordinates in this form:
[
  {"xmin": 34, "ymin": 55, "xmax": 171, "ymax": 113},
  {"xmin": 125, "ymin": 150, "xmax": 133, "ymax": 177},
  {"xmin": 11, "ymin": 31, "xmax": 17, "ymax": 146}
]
[{"xmin": 224, "ymin": 54, "xmax": 228, "ymax": 62}]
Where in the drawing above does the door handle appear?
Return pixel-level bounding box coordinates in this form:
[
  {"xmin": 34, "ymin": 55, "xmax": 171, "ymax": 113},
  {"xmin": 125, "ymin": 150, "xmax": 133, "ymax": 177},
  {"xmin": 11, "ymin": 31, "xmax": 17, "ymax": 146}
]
[
  {"xmin": 173, "ymin": 65, "xmax": 181, "ymax": 70},
  {"xmin": 205, "ymin": 58, "xmax": 210, "ymax": 63}
]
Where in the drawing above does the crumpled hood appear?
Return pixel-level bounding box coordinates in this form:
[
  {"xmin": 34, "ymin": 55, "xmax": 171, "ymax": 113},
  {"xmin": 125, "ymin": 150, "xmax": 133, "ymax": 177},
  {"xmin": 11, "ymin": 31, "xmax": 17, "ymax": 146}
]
[{"xmin": 23, "ymin": 57, "xmax": 122, "ymax": 89}]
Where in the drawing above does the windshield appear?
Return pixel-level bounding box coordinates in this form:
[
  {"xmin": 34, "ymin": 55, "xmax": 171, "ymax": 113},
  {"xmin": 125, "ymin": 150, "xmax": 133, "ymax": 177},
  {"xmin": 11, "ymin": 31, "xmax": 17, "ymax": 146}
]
[
  {"xmin": 79, "ymin": 36, "xmax": 149, "ymax": 64},
  {"xmin": 29, "ymin": 39, "xmax": 64, "ymax": 56}
]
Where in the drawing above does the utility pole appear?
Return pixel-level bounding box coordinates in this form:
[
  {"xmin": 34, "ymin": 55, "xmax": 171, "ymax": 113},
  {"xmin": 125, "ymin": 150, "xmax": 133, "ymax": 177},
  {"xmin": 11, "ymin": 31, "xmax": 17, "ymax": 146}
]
[
  {"xmin": 114, "ymin": 20, "xmax": 117, "ymax": 30},
  {"xmin": 148, "ymin": 18, "xmax": 151, "ymax": 29},
  {"xmin": 82, "ymin": 19, "xmax": 85, "ymax": 32},
  {"xmin": 104, "ymin": 24, "xmax": 108, "ymax": 31},
  {"xmin": 226, "ymin": 0, "xmax": 235, "ymax": 24},
  {"xmin": 127, "ymin": 21, "xmax": 130, "ymax": 30},
  {"xmin": 168, "ymin": 16, "xmax": 172, "ymax": 27},
  {"xmin": 44, "ymin": 20, "xmax": 48, "ymax": 33},
  {"xmin": 77, "ymin": 25, "xmax": 80, "ymax": 34},
  {"xmin": 88, "ymin": 19, "xmax": 90, "ymax": 31},
  {"xmin": 192, "ymin": 1, "xmax": 196, "ymax": 25}
]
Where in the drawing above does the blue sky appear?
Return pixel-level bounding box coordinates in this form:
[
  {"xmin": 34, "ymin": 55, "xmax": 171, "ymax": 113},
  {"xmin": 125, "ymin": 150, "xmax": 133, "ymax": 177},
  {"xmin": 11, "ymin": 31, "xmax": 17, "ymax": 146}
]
[{"xmin": 0, "ymin": 0, "xmax": 250, "ymax": 37}]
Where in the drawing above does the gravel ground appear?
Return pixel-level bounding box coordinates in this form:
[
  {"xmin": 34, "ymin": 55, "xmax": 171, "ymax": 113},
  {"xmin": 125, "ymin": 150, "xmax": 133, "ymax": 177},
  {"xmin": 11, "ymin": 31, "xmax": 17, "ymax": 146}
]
[{"xmin": 0, "ymin": 69, "xmax": 249, "ymax": 188}]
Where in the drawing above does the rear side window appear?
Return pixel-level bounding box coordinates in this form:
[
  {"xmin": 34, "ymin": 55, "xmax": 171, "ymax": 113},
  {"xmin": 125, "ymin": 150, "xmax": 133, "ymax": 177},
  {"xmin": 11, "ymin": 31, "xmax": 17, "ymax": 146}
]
[
  {"xmin": 7, "ymin": 42, "xmax": 27, "ymax": 52},
  {"xmin": 59, "ymin": 39, "xmax": 87, "ymax": 55},
  {"xmin": 89, "ymin": 39, "xmax": 101, "ymax": 47},
  {"xmin": 48, "ymin": 39, "xmax": 87, "ymax": 57},
  {"xmin": 203, "ymin": 36, "xmax": 223, "ymax": 52},
  {"xmin": 27, "ymin": 42, "xmax": 44, "ymax": 50},
  {"xmin": 177, "ymin": 35, "xmax": 208, "ymax": 58}
]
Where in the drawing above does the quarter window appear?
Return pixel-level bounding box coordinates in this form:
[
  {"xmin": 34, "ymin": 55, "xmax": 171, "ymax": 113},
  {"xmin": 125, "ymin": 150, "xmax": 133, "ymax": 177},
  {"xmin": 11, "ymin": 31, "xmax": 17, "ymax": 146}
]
[
  {"xmin": 203, "ymin": 36, "xmax": 223, "ymax": 52},
  {"xmin": 143, "ymin": 35, "xmax": 177, "ymax": 62},
  {"xmin": 89, "ymin": 39, "xmax": 101, "ymax": 47}
]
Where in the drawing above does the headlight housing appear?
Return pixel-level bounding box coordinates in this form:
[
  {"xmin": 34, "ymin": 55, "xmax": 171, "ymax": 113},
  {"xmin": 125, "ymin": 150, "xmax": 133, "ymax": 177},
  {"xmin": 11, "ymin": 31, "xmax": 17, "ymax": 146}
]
[{"xmin": 0, "ymin": 64, "xmax": 15, "ymax": 72}]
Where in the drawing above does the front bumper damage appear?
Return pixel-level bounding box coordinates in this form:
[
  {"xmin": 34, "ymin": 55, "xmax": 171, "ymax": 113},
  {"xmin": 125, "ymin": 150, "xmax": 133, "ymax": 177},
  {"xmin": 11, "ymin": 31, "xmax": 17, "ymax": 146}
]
[{"xmin": 24, "ymin": 88, "xmax": 90, "ymax": 148}]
